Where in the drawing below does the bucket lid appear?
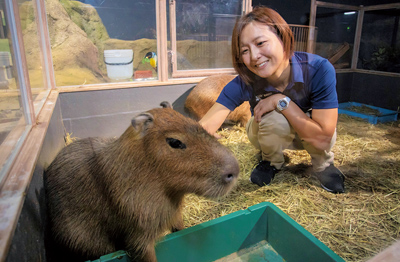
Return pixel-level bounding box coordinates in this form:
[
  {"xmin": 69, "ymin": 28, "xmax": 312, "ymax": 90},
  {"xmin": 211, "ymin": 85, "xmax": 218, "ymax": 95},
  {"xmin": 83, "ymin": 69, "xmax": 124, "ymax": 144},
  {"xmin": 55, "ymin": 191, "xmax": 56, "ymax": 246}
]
[{"xmin": 104, "ymin": 49, "xmax": 133, "ymax": 58}]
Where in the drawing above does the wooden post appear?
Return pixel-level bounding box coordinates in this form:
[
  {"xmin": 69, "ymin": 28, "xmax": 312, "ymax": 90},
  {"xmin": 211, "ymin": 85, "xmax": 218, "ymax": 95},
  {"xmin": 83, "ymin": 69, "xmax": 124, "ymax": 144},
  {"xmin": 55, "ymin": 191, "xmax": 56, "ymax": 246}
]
[
  {"xmin": 156, "ymin": 0, "xmax": 168, "ymax": 82},
  {"xmin": 308, "ymin": 0, "xmax": 317, "ymax": 53},
  {"xmin": 169, "ymin": 0, "xmax": 177, "ymax": 76},
  {"xmin": 351, "ymin": 6, "xmax": 364, "ymax": 70}
]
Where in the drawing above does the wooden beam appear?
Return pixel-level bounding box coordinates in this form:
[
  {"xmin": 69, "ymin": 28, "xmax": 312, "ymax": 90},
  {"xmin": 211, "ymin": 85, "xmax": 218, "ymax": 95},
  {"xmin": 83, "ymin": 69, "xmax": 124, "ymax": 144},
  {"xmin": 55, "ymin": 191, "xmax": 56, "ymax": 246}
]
[
  {"xmin": 308, "ymin": 0, "xmax": 317, "ymax": 53},
  {"xmin": 172, "ymin": 69, "xmax": 237, "ymax": 78},
  {"xmin": 169, "ymin": 0, "xmax": 178, "ymax": 76},
  {"xmin": 56, "ymin": 77, "xmax": 207, "ymax": 93},
  {"xmin": 156, "ymin": 0, "xmax": 168, "ymax": 82},
  {"xmin": 243, "ymin": 0, "xmax": 252, "ymax": 13},
  {"xmin": 347, "ymin": 69, "xmax": 400, "ymax": 78},
  {"xmin": 351, "ymin": 8, "xmax": 364, "ymax": 69},
  {"xmin": 364, "ymin": 3, "xmax": 400, "ymax": 11},
  {"xmin": 316, "ymin": 1, "xmax": 360, "ymax": 11},
  {"xmin": 328, "ymin": 42, "xmax": 350, "ymax": 64}
]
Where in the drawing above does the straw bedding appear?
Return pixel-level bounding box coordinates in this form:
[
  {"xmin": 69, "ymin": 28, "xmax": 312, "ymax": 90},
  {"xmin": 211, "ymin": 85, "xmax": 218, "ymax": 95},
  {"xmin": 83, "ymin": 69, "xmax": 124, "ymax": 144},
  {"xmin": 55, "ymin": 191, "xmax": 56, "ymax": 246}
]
[
  {"xmin": 64, "ymin": 114, "xmax": 399, "ymax": 261},
  {"xmin": 182, "ymin": 115, "xmax": 400, "ymax": 262}
]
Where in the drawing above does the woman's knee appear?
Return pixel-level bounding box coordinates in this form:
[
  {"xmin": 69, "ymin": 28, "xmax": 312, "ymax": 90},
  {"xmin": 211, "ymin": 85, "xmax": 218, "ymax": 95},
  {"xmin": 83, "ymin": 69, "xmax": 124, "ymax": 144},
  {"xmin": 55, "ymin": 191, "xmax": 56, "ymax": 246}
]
[{"xmin": 258, "ymin": 111, "xmax": 292, "ymax": 136}]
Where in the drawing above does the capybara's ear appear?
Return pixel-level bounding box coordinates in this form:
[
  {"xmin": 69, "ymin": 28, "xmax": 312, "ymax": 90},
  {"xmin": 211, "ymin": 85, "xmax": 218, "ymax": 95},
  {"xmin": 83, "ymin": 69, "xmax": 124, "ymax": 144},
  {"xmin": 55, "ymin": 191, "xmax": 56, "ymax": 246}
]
[
  {"xmin": 160, "ymin": 101, "xmax": 172, "ymax": 108},
  {"xmin": 131, "ymin": 113, "xmax": 154, "ymax": 136}
]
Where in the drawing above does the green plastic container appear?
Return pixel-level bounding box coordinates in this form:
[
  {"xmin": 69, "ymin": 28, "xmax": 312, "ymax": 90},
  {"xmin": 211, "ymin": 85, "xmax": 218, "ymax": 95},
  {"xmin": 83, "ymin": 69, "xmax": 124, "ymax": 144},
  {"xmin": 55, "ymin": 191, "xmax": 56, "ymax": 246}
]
[{"xmin": 88, "ymin": 202, "xmax": 344, "ymax": 262}]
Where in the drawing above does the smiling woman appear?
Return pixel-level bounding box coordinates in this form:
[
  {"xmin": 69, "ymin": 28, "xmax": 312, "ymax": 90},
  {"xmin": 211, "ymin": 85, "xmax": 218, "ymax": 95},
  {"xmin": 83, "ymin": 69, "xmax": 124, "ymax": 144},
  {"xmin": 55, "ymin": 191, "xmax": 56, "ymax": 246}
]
[
  {"xmin": 199, "ymin": 6, "xmax": 345, "ymax": 194},
  {"xmin": 232, "ymin": 7, "xmax": 294, "ymax": 85},
  {"xmin": 238, "ymin": 22, "xmax": 289, "ymax": 88}
]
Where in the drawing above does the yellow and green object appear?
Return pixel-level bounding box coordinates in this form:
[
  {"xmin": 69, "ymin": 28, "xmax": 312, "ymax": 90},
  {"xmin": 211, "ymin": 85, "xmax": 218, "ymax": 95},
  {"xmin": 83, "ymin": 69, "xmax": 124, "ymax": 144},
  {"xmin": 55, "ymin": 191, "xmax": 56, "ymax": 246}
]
[{"xmin": 142, "ymin": 51, "xmax": 157, "ymax": 71}]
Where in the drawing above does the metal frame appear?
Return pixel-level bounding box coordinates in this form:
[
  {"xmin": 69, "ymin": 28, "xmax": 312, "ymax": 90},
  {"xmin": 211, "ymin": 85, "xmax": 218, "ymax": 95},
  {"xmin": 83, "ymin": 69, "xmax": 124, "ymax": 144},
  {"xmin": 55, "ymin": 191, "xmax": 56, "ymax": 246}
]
[
  {"xmin": 0, "ymin": 0, "xmax": 53, "ymax": 188},
  {"xmin": 310, "ymin": 1, "xmax": 400, "ymax": 71},
  {"xmin": 0, "ymin": 0, "xmax": 34, "ymax": 189}
]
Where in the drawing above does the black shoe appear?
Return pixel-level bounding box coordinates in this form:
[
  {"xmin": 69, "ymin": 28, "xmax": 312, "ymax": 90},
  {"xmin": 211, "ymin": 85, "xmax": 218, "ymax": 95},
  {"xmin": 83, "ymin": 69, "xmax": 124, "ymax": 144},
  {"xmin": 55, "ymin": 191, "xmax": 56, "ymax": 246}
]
[
  {"xmin": 250, "ymin": 160, "xmax": 278, "ymax": 187},
  {"xmin": 315, "ymin": 164, "xmax": 345, "ymax": 193}
]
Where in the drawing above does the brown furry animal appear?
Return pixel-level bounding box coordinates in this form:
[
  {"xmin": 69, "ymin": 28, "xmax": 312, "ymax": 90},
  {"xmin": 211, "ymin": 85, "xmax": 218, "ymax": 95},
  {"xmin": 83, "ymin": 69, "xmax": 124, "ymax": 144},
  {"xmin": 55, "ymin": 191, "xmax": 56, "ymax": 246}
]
[
  {"xmin": 45, "ymin": 102, "xmax": 239, "ymax": 262},
  {"xmin": 184, "ymin": 74, "xmax": 251, "ymax": 127}
]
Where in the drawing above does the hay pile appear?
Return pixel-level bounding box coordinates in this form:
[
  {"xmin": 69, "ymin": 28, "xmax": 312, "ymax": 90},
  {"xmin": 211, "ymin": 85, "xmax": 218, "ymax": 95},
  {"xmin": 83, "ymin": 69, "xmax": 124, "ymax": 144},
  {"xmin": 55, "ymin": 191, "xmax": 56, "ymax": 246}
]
[{"xmin": 181, "ymin": 115, "xmax": 400, "ymax": 262}]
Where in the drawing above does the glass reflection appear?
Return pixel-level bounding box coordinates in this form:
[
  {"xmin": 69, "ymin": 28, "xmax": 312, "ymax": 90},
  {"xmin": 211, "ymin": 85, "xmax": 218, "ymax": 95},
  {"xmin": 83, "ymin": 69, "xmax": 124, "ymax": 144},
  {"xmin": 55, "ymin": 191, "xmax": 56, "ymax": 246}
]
[
  {"xmin": 18, "ymin": 0, "xmax": 49, "ymax": 114},
  {"xmin": 0, "ymin": 0, "xmax": 27, "ymax": 184},
  {"xmin": 315, "ymin": 7, "xmax": 357, "ymax": 69},
  {"xmin": 359, "ymin": 9, "xmax": 400, "ymax": 73},
  {"xmin": 45, "ymin": 0, "xmax": 158, "ymax": 86},
  {"xmin": 174, "ymin": 0, "xmax": 242, "ymax": 70}
]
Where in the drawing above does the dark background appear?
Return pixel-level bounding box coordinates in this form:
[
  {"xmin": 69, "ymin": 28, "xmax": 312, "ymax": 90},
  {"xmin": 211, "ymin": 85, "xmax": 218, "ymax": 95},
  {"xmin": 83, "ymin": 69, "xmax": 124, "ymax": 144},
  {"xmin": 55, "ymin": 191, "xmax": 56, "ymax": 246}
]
[{"xmin": 79, "ymin": 0, "xmax": 400, "ymax": 41}]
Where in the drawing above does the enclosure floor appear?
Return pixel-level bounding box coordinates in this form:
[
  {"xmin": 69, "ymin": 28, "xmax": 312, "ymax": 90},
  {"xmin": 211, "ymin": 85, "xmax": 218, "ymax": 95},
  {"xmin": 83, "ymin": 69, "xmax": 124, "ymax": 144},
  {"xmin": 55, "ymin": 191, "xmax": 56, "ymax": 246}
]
[
  {"xmin": 182, "ymin": 115, "xmax": 400, "ymax": 262},
  {"xmin": 215, "ymin": 240, "xmax": 284, "ymax": 262}
]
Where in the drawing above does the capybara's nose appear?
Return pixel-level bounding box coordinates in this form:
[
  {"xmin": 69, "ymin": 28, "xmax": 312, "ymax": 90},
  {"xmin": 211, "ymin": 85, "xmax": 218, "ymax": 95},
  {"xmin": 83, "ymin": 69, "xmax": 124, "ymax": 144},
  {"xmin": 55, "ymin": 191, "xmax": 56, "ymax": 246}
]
[
  {"xmin": 223, "ymin": 173, "xmax": 236, "ymax": 183},
  {"xmin": 213, "ymin": 145, "xmax": 240, "ymax": 184},
  {"xmin": 221, "ymin": 159, "xmax": 239, "ymax": 184}
]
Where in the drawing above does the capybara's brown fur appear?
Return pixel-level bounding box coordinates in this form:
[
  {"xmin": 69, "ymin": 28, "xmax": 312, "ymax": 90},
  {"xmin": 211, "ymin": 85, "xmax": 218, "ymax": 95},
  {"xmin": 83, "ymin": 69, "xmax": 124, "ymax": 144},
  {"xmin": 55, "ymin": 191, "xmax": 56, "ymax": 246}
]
[
  {"xmin": 184, "ymin": 74, "xmax": 251, "ymax": 127},
  {"xmin": 45, "ymin": 102, "xmax": 239, "ymax": 262}
]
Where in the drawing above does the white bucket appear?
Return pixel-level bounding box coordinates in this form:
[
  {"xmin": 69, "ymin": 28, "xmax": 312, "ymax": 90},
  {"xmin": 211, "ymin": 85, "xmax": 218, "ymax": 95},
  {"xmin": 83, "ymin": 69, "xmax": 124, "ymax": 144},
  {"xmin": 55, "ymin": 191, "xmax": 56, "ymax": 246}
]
[{"xmin": 104, "ymin": 49, "xmax": 133, "ymax": 79}]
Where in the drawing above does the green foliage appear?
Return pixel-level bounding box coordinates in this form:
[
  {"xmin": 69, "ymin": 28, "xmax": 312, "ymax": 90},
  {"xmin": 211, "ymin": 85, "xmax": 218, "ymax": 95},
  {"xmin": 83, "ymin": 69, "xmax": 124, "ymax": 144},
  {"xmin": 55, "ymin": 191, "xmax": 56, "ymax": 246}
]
[{"xmin": 363, "ymin": 46, "xmax": 400, "ymax": 73}]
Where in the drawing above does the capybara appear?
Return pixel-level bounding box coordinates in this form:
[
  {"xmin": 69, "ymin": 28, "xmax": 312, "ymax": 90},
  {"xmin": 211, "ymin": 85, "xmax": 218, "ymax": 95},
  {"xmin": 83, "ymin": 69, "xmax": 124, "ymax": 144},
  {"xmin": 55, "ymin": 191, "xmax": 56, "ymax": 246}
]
[
  {"xmin": 45, "ymin": 102, "xmax": 239, "ymax": 262},
  {"xmin": 184, "ymin": 74, "xmax": 251, "ymax": 127}
]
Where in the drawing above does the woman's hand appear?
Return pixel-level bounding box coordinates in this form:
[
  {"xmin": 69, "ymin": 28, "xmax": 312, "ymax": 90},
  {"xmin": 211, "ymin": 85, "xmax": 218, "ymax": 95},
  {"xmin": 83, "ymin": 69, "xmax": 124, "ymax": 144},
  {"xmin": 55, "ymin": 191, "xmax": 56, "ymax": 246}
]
[
  {"xmin": 253, "ymin": 94, "xmax": 285, "ymax": 122},
  {"xmin": 199, "ymin": 103, "xmax": 231, "ymax": 137},
  {"xmin": 253, "ymin": 93, "xmax": 337, "ymax": 151}
]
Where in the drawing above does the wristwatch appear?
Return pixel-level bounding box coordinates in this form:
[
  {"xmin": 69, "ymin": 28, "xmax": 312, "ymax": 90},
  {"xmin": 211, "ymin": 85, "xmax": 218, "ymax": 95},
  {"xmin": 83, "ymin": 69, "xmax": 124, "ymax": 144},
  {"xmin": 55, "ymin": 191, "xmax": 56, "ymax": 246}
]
[{"xmin": 276, "ymin": 96, "xmax": 291, "ymax": 111}]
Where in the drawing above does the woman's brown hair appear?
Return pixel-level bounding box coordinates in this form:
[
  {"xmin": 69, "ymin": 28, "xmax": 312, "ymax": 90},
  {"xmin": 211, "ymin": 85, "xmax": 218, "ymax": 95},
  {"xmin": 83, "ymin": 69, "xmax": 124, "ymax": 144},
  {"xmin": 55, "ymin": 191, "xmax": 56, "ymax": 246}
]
[{"xmin": 231, "ymin": 6, "xmax": 294, "ymax": 85}]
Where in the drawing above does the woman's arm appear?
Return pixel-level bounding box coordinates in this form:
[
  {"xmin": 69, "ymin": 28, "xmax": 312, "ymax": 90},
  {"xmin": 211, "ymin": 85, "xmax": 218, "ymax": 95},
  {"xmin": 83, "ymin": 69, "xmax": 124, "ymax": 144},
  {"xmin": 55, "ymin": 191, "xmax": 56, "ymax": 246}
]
[
  {"xmin": 199, "ymin": 103, "xmax": 231, "ymax": 136},
  {"xmin": 254, "ymin": 94, "xmax": 337, "ymax": 151}
]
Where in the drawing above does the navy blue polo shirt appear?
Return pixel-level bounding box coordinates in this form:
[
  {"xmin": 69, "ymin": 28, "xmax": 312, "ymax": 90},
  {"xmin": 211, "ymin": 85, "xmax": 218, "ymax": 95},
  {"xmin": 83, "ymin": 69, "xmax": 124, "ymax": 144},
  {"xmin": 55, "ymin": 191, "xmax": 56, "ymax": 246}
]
[{"xmin": 216, "ymin": 52, "xmax": 338, "ymax": 115}]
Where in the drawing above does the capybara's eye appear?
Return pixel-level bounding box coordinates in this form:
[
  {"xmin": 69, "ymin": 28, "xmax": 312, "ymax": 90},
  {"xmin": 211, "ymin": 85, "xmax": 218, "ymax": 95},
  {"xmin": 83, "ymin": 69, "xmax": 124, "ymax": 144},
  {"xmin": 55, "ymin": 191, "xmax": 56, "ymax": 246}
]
[{"xmin": 166, "ymin": 138, "xmax": 186, "ymax": 149}]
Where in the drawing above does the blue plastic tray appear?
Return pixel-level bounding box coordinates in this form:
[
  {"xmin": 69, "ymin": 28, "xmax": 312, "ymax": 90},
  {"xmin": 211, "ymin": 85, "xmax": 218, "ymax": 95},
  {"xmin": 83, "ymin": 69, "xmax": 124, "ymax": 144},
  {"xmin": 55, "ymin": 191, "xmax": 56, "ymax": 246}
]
[{"xmin": 339, "ymin": 102, "xmax": 398, "ymax": 124}]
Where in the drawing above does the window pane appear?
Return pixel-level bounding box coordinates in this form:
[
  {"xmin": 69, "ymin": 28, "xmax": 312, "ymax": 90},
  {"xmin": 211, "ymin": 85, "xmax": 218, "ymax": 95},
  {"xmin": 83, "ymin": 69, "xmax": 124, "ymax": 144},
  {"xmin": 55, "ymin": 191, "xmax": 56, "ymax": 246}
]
[
  {"xmin": 0, "ymin": 0, "xmax": 27, "ymax": 185},
  {"xmin": 358, "ymin": 9, "xmax": 400, "ymax": 73},
  {"xmin": 315, "ymin": 8, "xmax": 357, "ymax": 69},
  {"xmin": 174, "ymin": 0, "xmax": 242, "ymax": 70},
  {"xmin": 18, "ymin": 0, "xmax": 49, "ymax": 113},
  {"xmin": 46, "ymin": 0, "xmax": 158, "ymax": 86}
]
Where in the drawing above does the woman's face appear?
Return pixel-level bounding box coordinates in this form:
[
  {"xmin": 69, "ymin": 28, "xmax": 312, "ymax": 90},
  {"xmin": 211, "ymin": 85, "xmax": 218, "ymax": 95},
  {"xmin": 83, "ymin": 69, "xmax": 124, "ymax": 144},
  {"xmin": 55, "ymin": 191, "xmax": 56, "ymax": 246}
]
[{"xmin": 240, "ymin": 21, "xmax": 288, "ymax": 80}]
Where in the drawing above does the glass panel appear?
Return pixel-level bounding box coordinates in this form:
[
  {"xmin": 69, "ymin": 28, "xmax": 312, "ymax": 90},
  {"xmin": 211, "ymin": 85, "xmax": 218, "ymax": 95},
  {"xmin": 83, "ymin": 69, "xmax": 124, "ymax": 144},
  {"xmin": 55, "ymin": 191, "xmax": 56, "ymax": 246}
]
[
  {"xmin": 358, "ymin": 9, "xmax": 400, "ymax": 73},
  {"xmin": 45, "ymin": 0, "xmax": 158, "ymax": 86},
  {"xmin": 174, "ymin": 0, "xmax": 242, "ymax": 71},
  {"xmin": 315, "ymin": 7, "xmax": 358, "ymax": 69},
  {"xmin": 0, "ymin": 0, "xmax": 27, "ymax": 184},
  {"xmin": 18, "ymin": 0, "xmax": 49, "ymax": 113}
]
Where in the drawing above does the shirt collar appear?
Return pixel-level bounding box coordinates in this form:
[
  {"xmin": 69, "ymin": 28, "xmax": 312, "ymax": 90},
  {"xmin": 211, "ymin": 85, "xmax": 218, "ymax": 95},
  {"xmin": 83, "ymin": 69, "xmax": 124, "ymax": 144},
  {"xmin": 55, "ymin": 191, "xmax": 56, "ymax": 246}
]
[{"xmin": 252, "ymin": 53, "xmax": 304, "ymax": 93}]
